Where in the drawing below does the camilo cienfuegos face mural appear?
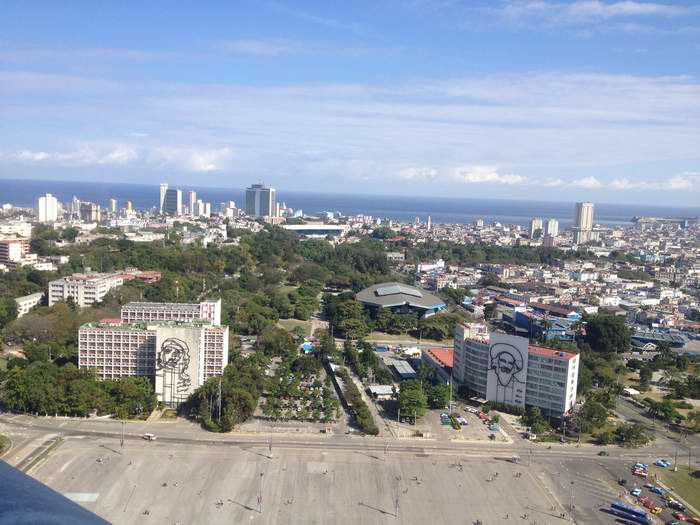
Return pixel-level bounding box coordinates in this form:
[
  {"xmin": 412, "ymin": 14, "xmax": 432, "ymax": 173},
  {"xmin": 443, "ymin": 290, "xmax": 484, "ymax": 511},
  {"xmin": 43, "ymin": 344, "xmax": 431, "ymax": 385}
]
[{"xmin": 486, "ymin": 334, "xmax": 528, "ymax": 407}]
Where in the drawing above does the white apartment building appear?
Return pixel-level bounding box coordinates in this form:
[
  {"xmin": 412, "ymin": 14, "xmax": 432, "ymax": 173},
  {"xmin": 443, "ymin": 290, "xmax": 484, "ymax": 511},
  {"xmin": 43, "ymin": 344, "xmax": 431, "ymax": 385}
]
[
  {"xmin": 48, "ymin": 272, "xmax": 124, "ymax": 307},
  {"xmin": 78, "ymin": 320, "xmax": 229, "ymax": 406},
  {"xmin": 0, "ymin": 239, "xmax": 29, "ymax": 267},
  {"xmin": 0, "ymin": 220, "xmax": 32, "ymax": 238},
  {"xmin": 15, "ymin": 292, "xmax": 44, "ymax": 317},
  {"xmin": 36, "ymin": 193, "xmax": 59, "ymax": 223},
  {"xmin": 453, "ymin": 323, "xmax": 579, "ymax": 417},
  {"xmin": 120, "ymin": 299, "xmax": 222, "ymax": 326}
]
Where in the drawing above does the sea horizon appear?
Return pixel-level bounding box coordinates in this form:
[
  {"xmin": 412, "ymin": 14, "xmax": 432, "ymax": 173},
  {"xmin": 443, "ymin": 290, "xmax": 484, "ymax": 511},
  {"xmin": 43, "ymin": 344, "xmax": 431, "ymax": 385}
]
[{"xmin": 1, "ymin": 177, "xmax": 698, "ymax": 228}]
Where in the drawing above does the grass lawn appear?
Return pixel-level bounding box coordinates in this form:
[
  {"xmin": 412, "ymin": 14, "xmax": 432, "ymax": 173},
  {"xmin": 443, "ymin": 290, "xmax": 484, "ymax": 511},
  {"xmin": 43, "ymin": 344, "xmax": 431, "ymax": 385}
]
[
  {"xmin": 277, "ymin": 319, "xmax": 313, "ymax": 337},
  {"xmin": 652, "ymin": 466, "xmax": 700, "ymax": 512},
  {"xmin": 365, "ymin": 331, "xmax": 452, "ymax": 346}
]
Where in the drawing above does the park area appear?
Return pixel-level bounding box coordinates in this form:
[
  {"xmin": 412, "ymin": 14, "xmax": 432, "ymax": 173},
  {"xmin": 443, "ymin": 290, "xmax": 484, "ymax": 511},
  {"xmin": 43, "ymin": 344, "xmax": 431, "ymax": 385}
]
[{"xmin": 652, "ymin": 465, "xmax": 700, "ymax": 512}]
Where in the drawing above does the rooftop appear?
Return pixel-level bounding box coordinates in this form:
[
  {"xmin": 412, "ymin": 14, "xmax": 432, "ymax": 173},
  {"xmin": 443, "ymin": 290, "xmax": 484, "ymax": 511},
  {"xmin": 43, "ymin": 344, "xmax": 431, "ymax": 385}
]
[
  {"xmin": 424, "ymin": 347, "xmax": 454, "ymax": 369},
  {"xmin": 527, "ymin": 345, "xmax": 578, "ymax": 361},
  {"xmin": 356, "ymin": 282, "xmax": 445, "ymax": 310}
]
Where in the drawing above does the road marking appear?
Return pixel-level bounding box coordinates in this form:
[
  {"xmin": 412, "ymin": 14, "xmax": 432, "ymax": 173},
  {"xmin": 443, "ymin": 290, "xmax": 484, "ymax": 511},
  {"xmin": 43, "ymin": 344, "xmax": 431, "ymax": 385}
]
[{"xmin": 64, "ymin": 492, "xmax": 99, "ymax": 503}]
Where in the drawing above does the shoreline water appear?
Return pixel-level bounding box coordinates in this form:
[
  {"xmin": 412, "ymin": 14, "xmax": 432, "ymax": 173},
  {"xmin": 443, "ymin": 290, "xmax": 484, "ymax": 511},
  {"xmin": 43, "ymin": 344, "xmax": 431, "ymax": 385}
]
[{"xmin": 1, "ymin": 178, "xmax": 698, "ymax": 228}]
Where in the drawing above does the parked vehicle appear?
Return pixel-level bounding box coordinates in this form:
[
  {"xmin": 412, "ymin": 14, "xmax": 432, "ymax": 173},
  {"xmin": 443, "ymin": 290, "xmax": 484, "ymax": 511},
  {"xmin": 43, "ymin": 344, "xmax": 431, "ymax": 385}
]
[
  {"xmin": 668, "ymin": 501, "xmax": 686, "ymax": 511},
  {"xmin": 672, "ymin": 512, "xmax": 687, "ymax": 521},
  {"xmin": 633, "ymin": 469, "xmax": 648, "ymax": 478},
  {"xmin": 655, "ymin": 459, "xmax": 672, "ymax": 468},
  {"xmin": 618, "ymin": 478, "xmax": 628, "ymax": 486},
  {"xmin": 599, "ymin": 451, "xmax": 610, "ymax": 456},
  {"xmin": 650, "ymin": 486, "xmax": 667, "ymax": 495},
  {"xmin": 631, "ymin": 488, "xmax": 642, "ymax": 497},
  {"xmin": 141, "ymin": 433, "xmax": 157, "ymax": 441},
  {"xmin": 685, "ymin": 517, "xmax": 700, "ymax": 525}
]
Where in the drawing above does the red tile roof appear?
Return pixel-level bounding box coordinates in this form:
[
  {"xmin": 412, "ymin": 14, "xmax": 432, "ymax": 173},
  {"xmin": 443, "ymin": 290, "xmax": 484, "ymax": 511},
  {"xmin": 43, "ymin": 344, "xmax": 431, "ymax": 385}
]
[
  {"xmin": 424, "ymin": 347, "xmax": 454, "ymax": 368},
  {"xmin": 528, "ymin": 344, "xmax": 578, "ymax": 361}
]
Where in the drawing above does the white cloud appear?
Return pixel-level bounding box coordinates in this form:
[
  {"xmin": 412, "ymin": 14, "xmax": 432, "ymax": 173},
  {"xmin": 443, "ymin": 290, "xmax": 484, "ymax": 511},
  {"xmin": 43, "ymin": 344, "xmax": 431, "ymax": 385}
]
[
  {"xmin": 146, "ymin": 147, "xmax": 234, "ymax": 172},
  {"xmin": 1, "ymin": 145, "xmax": 137, "ymax": 166},
  {"xmin": 498, "ymin": 0, "xmax": 691, "ymax": 25},
  {"xmin": 568, "ymin": 176, "xmax": 604, "ymax": 188},
  {"xmin": 452, "ymin": 166, "xmax": 528, "ymax": 185},
  {"xmin": 397, "ymin": 167, "xmax": 439, "ymax": 180},
  {"xmin": 220, "ymin": 39, "xmax": 305, "ymax": 57},
  {"xmin": 0, "ymin": 144, "xmax": 234, "ymax": 173}
]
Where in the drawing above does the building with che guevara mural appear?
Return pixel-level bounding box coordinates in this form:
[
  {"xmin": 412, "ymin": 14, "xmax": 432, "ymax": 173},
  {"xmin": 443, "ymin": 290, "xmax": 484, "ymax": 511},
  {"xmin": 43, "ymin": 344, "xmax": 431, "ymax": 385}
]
[{"xmin": 78, "ymin": 300, "xmax": 228, "ymax": 407}]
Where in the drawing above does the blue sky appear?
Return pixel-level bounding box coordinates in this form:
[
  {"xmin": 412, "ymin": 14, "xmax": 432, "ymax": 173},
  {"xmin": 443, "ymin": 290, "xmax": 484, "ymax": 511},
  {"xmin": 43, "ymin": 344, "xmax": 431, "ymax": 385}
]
[{"xmin": 1, "ymin": 1, "xmax": 699, "ymax": 205}]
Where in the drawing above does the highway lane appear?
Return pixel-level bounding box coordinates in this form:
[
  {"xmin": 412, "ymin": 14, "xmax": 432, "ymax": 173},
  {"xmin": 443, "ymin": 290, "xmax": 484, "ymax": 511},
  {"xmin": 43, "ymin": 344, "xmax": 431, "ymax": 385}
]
[{"xmin": 0, "ymin": 413, "xmax": 687, "ymax": 461}]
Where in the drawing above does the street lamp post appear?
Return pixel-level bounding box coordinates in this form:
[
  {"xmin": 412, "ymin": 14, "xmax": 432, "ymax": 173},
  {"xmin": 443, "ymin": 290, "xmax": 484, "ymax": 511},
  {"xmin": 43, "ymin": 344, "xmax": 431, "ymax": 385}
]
[
  {"xmin": 258, "ymin": 472, "xmax": 264, "ymax": 513},
  {"xmin": 569, "ymin": 481, "xmax": 575, "ymax": 522}
]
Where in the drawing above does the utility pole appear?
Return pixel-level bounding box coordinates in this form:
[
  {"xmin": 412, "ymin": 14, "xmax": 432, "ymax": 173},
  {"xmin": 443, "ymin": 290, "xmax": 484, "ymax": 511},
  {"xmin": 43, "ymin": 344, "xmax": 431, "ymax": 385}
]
[
  {"xmin": 569, "ymin": 481, "xmax": 575, "ymax": 522},
  {"xmin": 217, "ymin": 377, "xmax": 222, "ymax": 424},
  {"xmin": 258, "ymin": 472, "xmax": 264, "ymax": 514},
  {"xmin": 395, "ymin": 475, "xmax": 401, "ymax": 520}
]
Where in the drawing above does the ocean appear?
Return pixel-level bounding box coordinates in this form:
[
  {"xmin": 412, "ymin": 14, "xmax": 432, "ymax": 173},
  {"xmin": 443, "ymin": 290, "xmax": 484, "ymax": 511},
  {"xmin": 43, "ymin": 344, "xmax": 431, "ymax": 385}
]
[{"xmin": 1, "ymin": 178, "xmax": 697, "ymax": 228}]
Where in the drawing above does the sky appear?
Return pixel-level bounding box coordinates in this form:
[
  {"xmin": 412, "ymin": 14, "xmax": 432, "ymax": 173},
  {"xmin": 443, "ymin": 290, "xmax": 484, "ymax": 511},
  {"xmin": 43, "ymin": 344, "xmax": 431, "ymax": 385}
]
[{"xmin": 1, "ymin": 1, "xmax": 700, "ymax": 205}]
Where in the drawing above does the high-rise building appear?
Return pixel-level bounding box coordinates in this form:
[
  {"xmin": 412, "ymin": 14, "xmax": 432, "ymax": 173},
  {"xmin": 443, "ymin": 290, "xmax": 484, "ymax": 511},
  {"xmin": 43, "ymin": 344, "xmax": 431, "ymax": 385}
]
[
  {"xmin": 125, "ymin": 201, "xmax": 133, "ymax": 212},
  {"xmin": 575, "ymin": 202, "xmax": 594, "ymax": 230},
  {"xmin": 427, "ymin": 215, "xmax": 432, "ymax": 231},
  {"xmin": 529, "ymin": 217, "xmax": 543, "ymax": 239},
  {"xmin": 453, "ymin": 324, "xmax": 578, "ymax": 417},
  {"xmin": 78, "ymin": 319, "xmax": 228, "ymax": 407},
  {"xmin": 163, "ymin": 188, "xmax": 182, "ymax": 216},
  {"xmin": 188, "ymin": 191, "xmax": 197, "ymax": 214},
  {"xmin": 245, "ymin": 184, "xmax": 276, "ymax": 217},
  {"xmin": 545, "ymin": 218, "xmax": 559, "ymax": 237},
  {"xmin": 36, "ymin": 193, "xmax": 59, "ymax": 223},
  {"xmin": 108, "ymin": 198, "xmax": 117, "ymax": 213},
  {"xmin": 573, "ymin": 202, "xmax": 594, "ymax": 244},
  {"xmin": 159, "ymin": 183, "xmax": 168, "ymax": 214},
  {"xmin": 80, "ymin": 202, "xmax": 101, "ymax": 222}
]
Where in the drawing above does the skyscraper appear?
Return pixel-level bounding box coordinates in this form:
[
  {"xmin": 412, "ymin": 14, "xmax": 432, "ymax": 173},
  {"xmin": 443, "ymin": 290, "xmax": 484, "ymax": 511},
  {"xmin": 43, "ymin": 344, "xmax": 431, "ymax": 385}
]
[
  {"xmin": 109, "ymin": 198, "xmax": 117, "ymax": 213},
  {"xmin": 159, "ymin": 183, "xmax": 168, "ymax": 214},
  {"xmin": 36, "ymin": 193, "xmax": 59, "ymax": 222},
  {"xmin": 545, "ymin": 218, "xmax": 559, "ymax": 237},
  {"xmin": 188, "ymin": 191, "xmax": 197, "ymax": 214},
  {"xmin": 163, "ymin": 188, "xmax": 182, "ymax": 216},
  {"xmin": 575, "ymin": 202, "xmax": 594, "ymax": 230},
  {"xmin": 573, "ymin": 202, "xmax": 594, "ymax": 244},
  {"xmin": 529, "ymin": 217, "xmax": 543, "ymax": 239},
  {"xmin": 245, "ymin": 184, "xmax": 276, "ymax": 217}
]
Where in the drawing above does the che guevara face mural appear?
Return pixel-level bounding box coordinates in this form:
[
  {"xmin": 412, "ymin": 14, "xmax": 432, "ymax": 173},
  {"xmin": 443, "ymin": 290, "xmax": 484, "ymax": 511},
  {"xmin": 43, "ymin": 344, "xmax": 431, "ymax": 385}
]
[
  {"xmin": 487, "ymin": 340, "xmax": 526, "ymax": 406},
  {"xmin": 156, "ymin": 337, "xmax": 192, "ymax": 394}
]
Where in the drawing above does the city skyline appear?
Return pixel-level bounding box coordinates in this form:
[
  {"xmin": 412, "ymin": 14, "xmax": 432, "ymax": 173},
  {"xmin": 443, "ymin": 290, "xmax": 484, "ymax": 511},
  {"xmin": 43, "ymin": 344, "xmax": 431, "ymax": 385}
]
[{"xmin": 1, "ymin": 1, "xmax": 700, "ymax": 205}]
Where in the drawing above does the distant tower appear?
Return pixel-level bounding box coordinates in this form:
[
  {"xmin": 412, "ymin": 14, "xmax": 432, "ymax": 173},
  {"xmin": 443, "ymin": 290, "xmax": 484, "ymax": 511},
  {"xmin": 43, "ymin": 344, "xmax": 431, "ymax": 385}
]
[
  {"xmin": 35, "ymin": 193, "xmax": 58, "ymax": 222},
  {"xmin": 163, "ymin": 188, "xmax": 182, "ymax": 216},
  {"xmin": 427, "ymin": 215, "xmax": 432, "ymax": 231},
  {"xmin": 245, "ymin": 183, "xmax": 277, "ymax": 217},
  {"xmin": 108, "ymin": 198, "xmax": 117, "ymax": 214},
  {"xmin": 529, "ymin": 217, "xmax": 543, "ymax": 239},
  {"xmin": 159, "ymin": 183, "xmax": 168, "ymax": 214},
  {"xmin": 573, "ymin": 202, "xmax": 594, "ymax": 244},
  {"xmin": 188, "ymin": 191, "xmax": 197, "ymax": 215},
  {"xmin": 545, "ymin": 218, "xmax": 559, "ymax": 237}
]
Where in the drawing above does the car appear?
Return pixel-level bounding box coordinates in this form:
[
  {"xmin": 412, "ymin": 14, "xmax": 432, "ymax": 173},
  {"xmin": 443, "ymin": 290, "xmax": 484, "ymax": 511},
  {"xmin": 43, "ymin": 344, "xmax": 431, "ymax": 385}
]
[
  {"xmin": 651, "ymin": 507, "xmax": 664, "ymax": 515},
  {"xmin": 672, "ymin": 512, "xmax": 687, "ymax": 521},
  {"xmin": 644, "ymin": 483, "xmax": 654, "ymax": 489},
  {"xmin": 655, "ymin": 459, "xmax": 672, "ymax": 468},
  {"xmin": 599, "ymin": 451, "xmax": 610, "ymax": 456},
  {"xmin": 634, "ymin": 463, "xmax": 649, "ymax": 470},
  {"xmin": 650, "ymin": 486, "xmax": 667, "ymax": 495},
  {"xmin": 633, "ymin": 469, "xmax": 649, "ymax": 478},
  {"xmin": 618, "ymin": 478, "xmax": 628, "ymax": 486},
  {"xmin": 631, "ymin": 488, "xmax": 642, "ymax": 497},
  {"xmin": 457, "ymin": 416, "xmax": 468, "ymax": 425},
  {"xmin": 686, "ymin": 518, "xmax": 700, "ymax": 525},
  {"xmin": 141, "ymin": 433, "xmax": 157, "ymax": 441},
  {"xmin": 666, "ymin": 521, "xmax": 680, "ymax": 525},
  {"xmin": 669, "ymin": 501, "xmax": 686, "ymax": 511}
]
